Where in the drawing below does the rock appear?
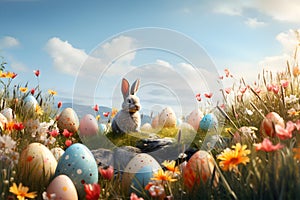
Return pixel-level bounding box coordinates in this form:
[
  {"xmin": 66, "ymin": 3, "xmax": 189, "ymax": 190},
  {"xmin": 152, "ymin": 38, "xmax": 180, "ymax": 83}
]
[
  {"xmin": 91, "ymin": 148, "xmax": 114, "ymax": 167},
  {"xmin": 136, "ymin": 137, "xmax": 174, "ymax": 153},
  {"xmin": 113, "ymin": 146, "xmax": 141, "ymax": 171}
]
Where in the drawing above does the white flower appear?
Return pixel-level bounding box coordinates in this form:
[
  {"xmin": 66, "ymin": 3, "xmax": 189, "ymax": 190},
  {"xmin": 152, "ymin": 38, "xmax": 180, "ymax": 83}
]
[
  {"xmin": 245, "ymin": 109, "xmax": 253, "ymax": 116},
  {"xmin": 42, "ymin": 191, "xmax": 56, "ymax": 200},
  {"xmin": 0, "ymin": 135, "xmax": 16, "ymax": 153},
  {"xmin": 285, "ymin": 95, "xmax": 299, "ymax": 104}
]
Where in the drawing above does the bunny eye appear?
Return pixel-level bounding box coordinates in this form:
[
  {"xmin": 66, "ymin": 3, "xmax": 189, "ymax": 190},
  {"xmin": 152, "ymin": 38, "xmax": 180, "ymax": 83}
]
[{"xmin": 127, "ymin": 99, "xmax": 132, "ymax": 104}]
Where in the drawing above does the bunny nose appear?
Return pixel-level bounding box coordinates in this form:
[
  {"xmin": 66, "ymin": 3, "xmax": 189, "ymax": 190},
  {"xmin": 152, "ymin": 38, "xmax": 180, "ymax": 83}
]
[{"xmin": 135, "ymin": 105, "xmax": 140, "ymax": 111}]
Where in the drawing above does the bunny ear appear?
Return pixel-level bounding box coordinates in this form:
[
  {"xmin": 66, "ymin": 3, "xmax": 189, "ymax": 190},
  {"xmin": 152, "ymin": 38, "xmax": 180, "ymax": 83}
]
[
  {"xmin": 130, "ymin": 79, "xmax": 140, "ymax": 95},
  {"xmin": 121, "ymin": 78, "xmax": 130, "ymax": 99}
]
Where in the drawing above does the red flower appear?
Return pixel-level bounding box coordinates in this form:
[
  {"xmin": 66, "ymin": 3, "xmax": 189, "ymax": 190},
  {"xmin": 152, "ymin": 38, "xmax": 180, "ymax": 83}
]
[
  {"xmin": 99, "ymin": 165, "xmax": 114, "ymax": 180},
  {"xmin": 84, "ymin": 183, "xmax": 101, "ymax": 200},
  {"xmin": 280, "ymin": 80, "xmax": 289, "ymax": 88},
  {"xmin": 49, "ymin": 129, "xmax": 59, "ymax": 137},
  {"xmin": 204, "ymin": 92, "xmax": 213, "ymax": 98},
  {"xmin": 11, "ymin": 72, "xmax": 17, "ymax": 79},
  {"xmin": 13, "ymin": 122, "xmax": 24, "ymax": 131},
  {"xmin": 219, "ymin": 76, "xmax": 224, "ymax": 80},
  {"xmin": 93, "ymin": 104, "xmax": 99, "ymax": 112},
  {"xmin": 266, "ymin": 83, "xmax": 273, "ymax": 91},
  {"xmin": 33, "ymin": 70, "xmax": 40, "ymax": 77},
  {"xmin": 272, "ymin": 85, "xmax": 279, "ymax": 94},
  {"xmin": 254, "ymin": 87, "xmax": 261, "ymax": 94},
  {"xmin": 224, "ymin": 68, "xmax": 230, "ymax": 77},
  {"xmin": 239, "ymin": 87, "xmax": 247, "ymax": 94},
  {"xmin": 224, "ymin": 88, "xmax": 231, "ymax": 94},
  {"xmin": 30, "ymin": 88, "xmax": 35, "ymax": 95},
  {"xmin": 275, "ymin": 121, "xmax": 295, "ymax": 140},
  {"xmin": 65, "ymin": 139, "xmax": 72, "ymax": 147},
  {"xmin": 103, "ymin": 112, "xmax": 110, "ymax": 117},
  {"xmin": 62, "ymin": 129, "xmax": 73, "ymax": 138},
  {"xmin": 254, "ymin": 138, "xmax": 284, "ymax": 152},
  {"xmin": 57, "ymin": 101, "xmax": 62, "ymax": 109},
  {"xmin": 130, "ymin": 193, "xmax": 144, "ymax": 200},
  {"xmin": 195, "ymin": 93, "xmax": 201, "ymax": 101}
]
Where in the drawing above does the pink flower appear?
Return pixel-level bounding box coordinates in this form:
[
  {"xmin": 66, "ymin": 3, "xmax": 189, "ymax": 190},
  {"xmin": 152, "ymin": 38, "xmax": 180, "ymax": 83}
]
[
  {"xmin": 130, "ymin": 193, "xmax": 144, "ymax": 200},
  {"xmin": 62, "ymin": 129, "xmax": 73, "ymax": 138},
  {"xmin": 239, "ymin": 87, "xmax": 247, "ymax": 94},
  {"xmin": 204, "ymin": 92, "xmax": 213, "ymax": 98},
  {"xmin": 266, "ymin": 83, "xmax": 273, "ymax": 91},
  {"xmin": 272, "ymin": 85, "xmax": 279, "ymax": 94},
  {"xmin": 99, "ymin": 165, "xmax": 114, "ymax": 180},
  {"xmin": 195, "ymin": 93, "xmax": 201, "ymax": 101},
  {"xmin": 224, "ymin": 68, "xmax": 230, "ymax": 77},
  {"xmin": 254, "ymin": 138, "xmax": 284, "ymax": 152},
  {"xmin": 65, "ymin": 139, "xmax": 72, "ymax": 147},
  {"xmin": 219, "ymin": 76, "xmax": 224, "ymax": 80},
  {"xmin": 275, "ymin": 121, "xmax": 295, "ymax": 140},
  {"xmin": 93, "ymin": 104, "xmax": 99, "ymax": 112},
  {"xmin": 254, "ymin": 87, "xmax": 261, "ymax": 94},
  {"xmin": 280, "ymin": 80, "xmax": 289, "ymax": 88},
  {"xmin": 224, "ymin": 88, "xmax": 231, "ymax": 94},
  {"xmin": 84, "ymin": 183, "xmax": 101, "ymax": 200},
  {"xmin": 49, "ymin": 129, "xmax": 59, "ymax": 137}
]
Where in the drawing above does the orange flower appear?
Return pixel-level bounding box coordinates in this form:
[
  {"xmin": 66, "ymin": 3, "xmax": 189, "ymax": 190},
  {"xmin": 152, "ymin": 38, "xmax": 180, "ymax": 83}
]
[
  {"xmin": 9, "ymin": 182, "xmax": 37, "ymax": 200},
  {"xmin": 19, "ymin": 87, "xmax": 28, "ymax": 93},
  {"xmin": 111, "ymin": 108, "xmax": 118, "ymax": 118},
  {"xmin": 35, "ymin": 105, "xmax": 44, "ymax": 116},
  {"xmin": 48, "ymin": 89, "xmax": 57, "ymax": 96},
  {"xmin": 4, "ymin": 122, "xmax": 15, "ymax": 131},
  {"xmin": 161, "ymin": 160, "xmax": 180, "ymax": 175},
  {"xmin": 151, "ymin": 169, "xmax": 177, "ymax": 182}
]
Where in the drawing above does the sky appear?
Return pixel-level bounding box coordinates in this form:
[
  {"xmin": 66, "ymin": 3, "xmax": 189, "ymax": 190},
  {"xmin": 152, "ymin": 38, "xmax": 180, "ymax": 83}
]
[{"xmin": 0, "ymin": 0, "xmax": 300, "ymax": 116}]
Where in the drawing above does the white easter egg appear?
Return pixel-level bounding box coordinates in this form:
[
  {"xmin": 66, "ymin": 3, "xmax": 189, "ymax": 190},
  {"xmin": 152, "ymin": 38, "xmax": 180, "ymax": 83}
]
[
  {"xmin": 57, "ymin": 108, "xmax": 79, "ymax": 133},
  {"xmin": 158, "ymin": 107, "xmax": 177, "ymax": 128},
  {"xmin": 1, "ymin": 108, "xmax": 14, "ymax": 122},
  {"xmin": 186, "ymin": 109, "xmax": 204, "ymax": 131},
  {"xmin": 46, "ymin": 175, "xmax": 78, "ymax": 200},
  {"xmin": 79, "ymin": 114, "xmax": 98, "ymax": 136},
  {"xmin": 141, "ymin": 123, "xmax": 152, "ymax": 132},
  {"xmin": 23, "ymin": 95, "xmax": 38, "ymax": 111}
]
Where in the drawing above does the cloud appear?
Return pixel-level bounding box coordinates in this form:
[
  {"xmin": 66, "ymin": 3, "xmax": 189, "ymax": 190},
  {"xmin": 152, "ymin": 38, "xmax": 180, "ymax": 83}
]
[
  {"xmin": 212, "ymin": 0, "xmax": 245, "ymax": 16},
  {"xmin": 0, "ymin": 36, "xmax": 20, "ymax": 49},
  {"xmin": 156, "ymin": 59, "xmax": 172, "ymax": 68},
  {"xmin": 244, "ymin": 18, "xmax": 266, "ymax": 28},
  {"xmin": 259, "ymin": 29, "xmax": 300, "ymax": 72}
]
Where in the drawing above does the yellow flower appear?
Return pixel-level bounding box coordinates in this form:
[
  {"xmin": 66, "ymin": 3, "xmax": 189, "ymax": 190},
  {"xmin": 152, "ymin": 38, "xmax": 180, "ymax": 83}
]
[
  {"xmin": 111, "ymin": 107, "xmax": 118, "ymax": 118},
  {"xmin": 48, "ymin": 89, "xmax": 57, "ymax": 96},
  {"xmin": 151, "ymin": 169, "xmax": 177, "ymax": 182},
  {"xmin": 161, "ymin": 160, "xmax": 180, "ymax": 175},
  {"xmin": 96, "ymin": 115, "xmax": 101, "ymax": 121},
  {"xmin": 9, "ymin": 182, "xmax": 37, "ymax": 200},
  {"xmin": 35, "ymin": 104, "xmax": 44, "ymax": 116},
  {"xmin": 19, "ymin": 87, "xmax": 28, "ymax": 93},
  {"xmin": 217, "ymin": 143, "xmax": 250, "ymax": 172}
]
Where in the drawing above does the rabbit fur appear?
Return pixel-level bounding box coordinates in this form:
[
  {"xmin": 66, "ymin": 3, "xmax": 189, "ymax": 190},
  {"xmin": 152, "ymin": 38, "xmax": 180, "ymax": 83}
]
[{"xmin": 112, "ymin": 78, "xmax": 141, "ymax": 134}]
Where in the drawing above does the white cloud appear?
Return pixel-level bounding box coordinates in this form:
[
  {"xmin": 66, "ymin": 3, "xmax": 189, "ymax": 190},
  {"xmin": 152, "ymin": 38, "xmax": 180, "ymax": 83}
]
[
  {"xmin": 156, "ymin": 59, "xmax": 172, "ymax": 68},
  {"xmin": 213, "ymin": 1, "xmax": 243, "ymax": 16},
  {"xmin": 259, "ymin": 29, "xmax": 300, "ymax": 72},
  {"xmin": 244, "ymin": 18, "xmax": 266, "ymax": 28},
  {"xmin": 0, "ymin": 36, "xmax": 20, "ymax": 49}
]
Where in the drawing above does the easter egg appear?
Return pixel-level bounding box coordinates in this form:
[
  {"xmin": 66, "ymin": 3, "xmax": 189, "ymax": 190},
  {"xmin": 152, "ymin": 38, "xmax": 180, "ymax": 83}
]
[
  {"xmin": 46, "ymin": 175, "xmax": 78, "ymax": 200},
  {"xmin": 187, "ymin": 109, "xmax": 204, "ymax": 131},
  {"xmin": 19, "ymin": 143, "xmax": 57, "ymax": 191},
  {"xmin": 141, "ymin": 123, "xmax": 152, "ymax": 132},
  {"xmin": 57, "ymin": 108, "xmax": 79, "ymax": 133},
  {"xmin": 260, "ymin": 112, "xmax": 285, "ymax": 137},
  {"xmin": 79, "ymin": 114, "xmax": 98, "ymax": 136},
  {"xmin": 99, "ymin": 123, "xmax": 107, "ymax": 134},
  {"xmin": 158, "ymin": 107, "xmax": 177, "ymax": 128},
  {"xmin": 122, "ymin": 153, "xmax": 161, "ymax": 196},
  {"xmin": 183, "ymin": 150, "xmax": 218, "ymax": 191},
  {"xmin": 0, "ymin": 113, "xmax": 8, "ymax": 130},
  {"xmin": 51, "ymin": 147, "xmax": 65, "ymax": 161},
  {"xmin": 151, "ymin": 115, "xmax": 159, "ymax": 129},
  {"xmin": 1, "ymin": 108, "xmax": 14, "ymax": 122},
  {"xmin": 23, "ymin": 95, "xmax": 38, "ymax": 111},
  {"xmin": 200, "ymin": 113, "xmax": 218, "ymax": 131},
  {"xmin": 55, "ymin": 143, "xmax": 98, "ymax": 199}
]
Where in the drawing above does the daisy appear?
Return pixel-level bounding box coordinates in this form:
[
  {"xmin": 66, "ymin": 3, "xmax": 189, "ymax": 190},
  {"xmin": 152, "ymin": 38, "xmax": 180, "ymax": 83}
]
[{"xmin": 9, "ymin": 183, "xmax": 37, "ymax": 200}]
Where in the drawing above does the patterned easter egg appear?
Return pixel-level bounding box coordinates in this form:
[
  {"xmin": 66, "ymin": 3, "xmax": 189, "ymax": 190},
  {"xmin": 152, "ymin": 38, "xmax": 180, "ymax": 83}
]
[
  {"xmin": 51, "ymin": 147, "xmax": 65, "ymax": 161},
  {"xmin": 122, "ymin": 153, "xmax": 161, "ymax": 196},
  {"xmin": 57, "ymin": 108, "xmax": 79, "ymax": 133},
  {"xmin": 23, "ymin": 95, "xmax": 38, "ymax": 111},
  {"xmin": 158, "ymin": 107, "xmax": 177, "ymax": 128},
  {"xmin": 151, "ymin": 115, "xmax": 159, "ymax": 129},
  {"xmin": 183, "ymin": 150, "xmax": 218, "ymax": 191},
  {"xmin": 260, "ymin": 112, "xmax": 285, "ymax": 137},
  {"xmin": 0, "ymin": 113, "xmax": 8, "ymax": 130},
  {"xmin": 55, "ymin": 143, "xmax": 98, "ymax": 199},
  {"xmin": 200, "ymin": 113, "xmax": 218, "ymax": 131},
  {"xmin": 1, "ymin": 108, "xmax": 14, "ymax": 122},
  {"xmin": 79, "ymin": 114, "xmax": 98, "ymax": 136},
  {"xmin": 187, "ymin": 109, "xmax": 204, "ymax": 131},
  {"xmin": 19, "ymin": 143, "xmax": 57, "ymax": 192},
  {"xmin": 46, "ymin": 175, "xmax": 78, "ymax": 200}
]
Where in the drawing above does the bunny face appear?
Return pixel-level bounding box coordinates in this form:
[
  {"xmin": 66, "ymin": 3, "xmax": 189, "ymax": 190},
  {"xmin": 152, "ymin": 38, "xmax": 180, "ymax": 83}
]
[{"xmin": 122, "ymin": 95, "xmax": 141, "ymax": 113}]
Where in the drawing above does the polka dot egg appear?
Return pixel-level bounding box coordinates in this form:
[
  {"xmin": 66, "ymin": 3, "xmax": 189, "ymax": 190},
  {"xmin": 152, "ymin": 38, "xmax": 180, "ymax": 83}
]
[
  {"xmin": 54, "ymin": 143, "xmax": 98, "ymax": 199},
  {"xmin": 158, "ymin": 106, "xmax": 177, "ymax": 128},
  {"xmin": 79, "ymin": 114, "xmax": 98, "ymax": 137},
  {"xmin": 122, "ymin": 153, "xmax": 161, "ymax": 196},
  {"xmin": 46, "ymin": 175, "xmax": 78, "ymax": 200},
  {"xmin": 200, "ymin": 113, "xmax": 218, "ymax": 132},
  {"xmin": 57, "ymin": 108, "xmax": 79, "ymax": 133}
]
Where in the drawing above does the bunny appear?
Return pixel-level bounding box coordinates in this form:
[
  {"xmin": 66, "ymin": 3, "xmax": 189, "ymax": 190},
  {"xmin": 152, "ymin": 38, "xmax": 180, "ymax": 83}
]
[{"xmin": 111, "ymin": 78, "xmax": 141, "ymax": 134}]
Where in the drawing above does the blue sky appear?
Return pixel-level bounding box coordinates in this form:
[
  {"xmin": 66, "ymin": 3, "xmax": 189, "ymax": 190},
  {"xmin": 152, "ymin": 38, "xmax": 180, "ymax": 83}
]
[{"xmin": 0, "ymin": 0, "xmax": 300, "ymax": 116}]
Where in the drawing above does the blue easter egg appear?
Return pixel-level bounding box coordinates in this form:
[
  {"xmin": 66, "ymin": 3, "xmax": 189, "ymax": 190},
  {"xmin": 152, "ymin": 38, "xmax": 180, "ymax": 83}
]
[
  {"xmin": 200, "ymin": 113, "xmax": 218, "ymax": 131},
  {"xmin": 54, "ymin": 143, "xmax": 98, "ymax": 199},
  {"xmin": 23, "ymin": 95, "xmax": 38, "ymax": 110},
  {"xmin": 99, "ymin": 123, "xmax": 107, "ymax": 134}
]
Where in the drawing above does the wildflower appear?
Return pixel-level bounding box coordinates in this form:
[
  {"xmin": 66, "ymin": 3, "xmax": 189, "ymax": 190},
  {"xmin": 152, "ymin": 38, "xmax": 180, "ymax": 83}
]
[
  {"xmin": 285, "ymin": 95, "xmax": 299, "ymax": 104},
  {"xmin": 57, "ymin": 101, "xmax": 62, "ymax": 109},
  {"xmin": 204, "ymin": 92, "xmax": 213, "ymax": 98},
  {"xmin": 6, "ymin": 72, "xmax": 17, "ymax": 79},
  {"xmin": 280, "ymin": 80, "xmax": 289, "ymax": 88},
  {"xmin": 162, "ymin": 160, "xmax": 180, "ymax": 175},
  {"xmin": 103, "ymin": 112, "xmax": 110, "ymax": 117},
  {"xmin": 42, "ymin": 191, "xmax": 56, "ymax": 200},
  {"xmin": 84, "ymin": 183, "xmax": 101, "ymax": 200},
  {"xmin": 219, "ymin": 75, "xmax": 224, "ymax": 80},
  {"xmin": 48, "ymin": 89, "xmax": 57, "ymax": 96},
  {"xmin": 293, "ymin": 66, "xmax": 300, "ymax": 76},
  {"xmin": 93, "ymin": 104, "xmax": 99, "ymax": 112},
  {"xmin": 145, "ymin": 182, "xmax": 165, "ymax": 198},
  {"xmin": 224, "ymin": 88, "xmax": 231, "ymax": 94},
  {"xmin": 13, "ymin": 122, "xmax": 25, "ymax": 131},
  {"xmin": 266, "ymin": 83, "xmax": 273, "ymax": 91},
  {"xmin": 275, "ymin": 121, "xmax": 295, "ymax": 140},
  {"xmin": 239, "ymin": 87, "xmax": 247, "ymax": 94},
  {"xmin": 217, "ymin": 143, "xmax": 250, "ymax": 172},
  {"xmin": 4, "ymin": 121, "xmax": 15, "ymax": 131},
  {"xmin": 0, "ymin": 134, "xmax": 16, "ymax": 153},
  {"xmin": 19, "ymin": 87, "xmax": 28, "ymax": 93},
  {"xmin": 62, "ymin": 129, "xmax": 73, "ymax": 138},
  {"xmin": 151, "ymin": 169, "xmax": 177, "ymax": 182},
  {"xmin": 254, "ymin": 87, "xmax": 261, "ymax": 94},
  {"xmin": 35, "ymin": 105, "xmax": 44, "ymax": 115},
  {"xmin": 9, "ymin": 182, "xmax": 37, "ymax": 200},
  {"xmin": 96, "ymin": 115, "xmax": 100, "ymax": 121},
  {"xmin": 65, "ymin": 139, "xmax": 72, "ymax": 147},
  {"xmin": 287, "ymin": 108, "xmax": 300, "ymax": 117},
  {"xmin": 49, "ymin": 129, "xmax": 59, "ymax": 137},
  {"xmin": 224, "ymin": 68, "xmax": 230, "ymax": 77},
  {"xmin": 33, "ymin": 70, "xmax": 40, "ymax": 77},
  {"xmin": 254, "ymin": 138, "xmax": 284, "ymax": 152},
  {"xmin": 111, "ymin": 107, "xmax": 118, "ymax": 118},
  {"xmin": 30, "ymin": 88, "xmax": 35, "ymax": 95},
  {"xmin": 99, "ymin": 165, "xmax": 114, "ymax": 180},
  {"xmin": 245, "ymin": 108, "xmax": 253, "ymax": 116},
  {"xmin": 130, "ymin": 192, "xmax": 144, "ymax": 200},
  {"xmin": 195, "ymin": 93, "xmax": 201, "ymax": 101},
  {"xmin": 272, "ymin": 85, "xmax": 279, "ymax": 94}
]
